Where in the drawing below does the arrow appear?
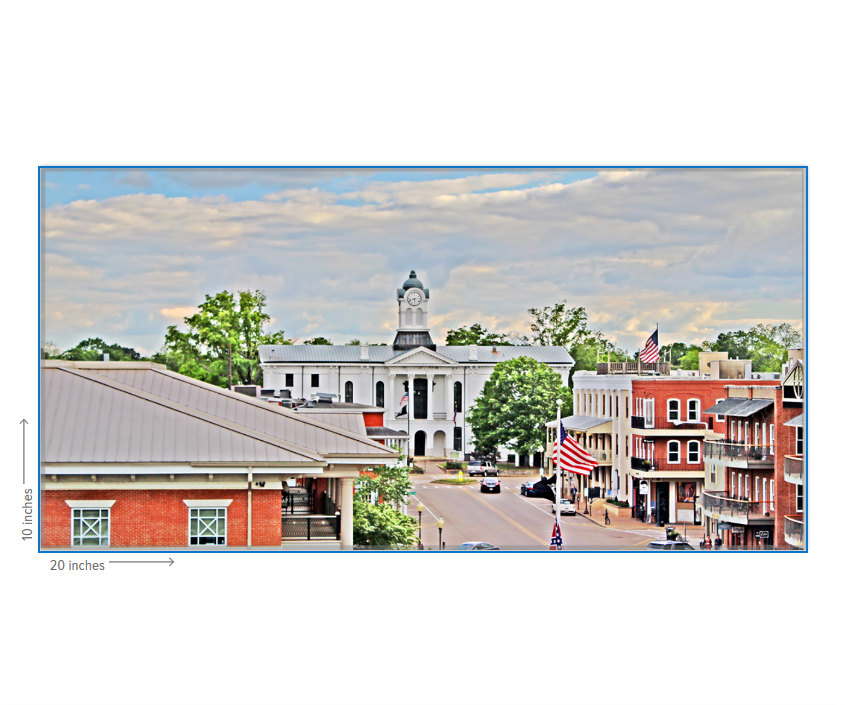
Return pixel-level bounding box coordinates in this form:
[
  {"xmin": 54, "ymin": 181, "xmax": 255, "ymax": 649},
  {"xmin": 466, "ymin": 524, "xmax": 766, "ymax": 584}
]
[
  {"xmin": 20, "ymin": 419, "xmax": 28, "ymax": 484},
  {"xmin": 108, "ymin": 558, "xmax": 175, "ymax": 566}
]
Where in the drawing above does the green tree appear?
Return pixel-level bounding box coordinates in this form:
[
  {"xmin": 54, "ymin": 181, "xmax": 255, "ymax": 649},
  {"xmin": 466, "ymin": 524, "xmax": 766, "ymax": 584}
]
[
  {"xmin": 704, "ymin": 323, "xmax": 801, "ymax": 373},
  {"xmin": 661, "ymin": 342, "xmax": 690, "ymax": 367},
  {"xmin": 680, "ymin": 345, "xmax": 702, "ymax": 370},
  {"xmin": 304, "ymin": 336, "xmax": 333, "ymax": 345},
  {"xmin": 160, "ymin": 289, "xmax": 290, "ymax": 388},
  {"xmin": 356, "ymin": 463, "xmax": 413, "ymax": 510},
  {"xmin": 445, "ymin": 323, "xmax": 514, "ymax": 346},
  {"xmin": 58, "ymin": 337, "xmax": 145, "ymax": 362},
  {"xmin": 466, "ymin": 357, "xmax": 572, "ymax": 457},
  {"xmin": 527, "ymin": 301, "xmax": 587, "ymax": 347},
  {"xmin": 352, "ymin": 499, "xmax": 418, "ymax": 547},
  {"xmin": 568, "ymin": 330, "xmax": 628, "ymax": 378}
]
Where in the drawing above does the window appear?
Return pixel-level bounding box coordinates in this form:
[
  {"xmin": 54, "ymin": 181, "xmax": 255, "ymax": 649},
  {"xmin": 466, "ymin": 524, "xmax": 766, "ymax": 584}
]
[
  {"xmin": 731, "ymin": 472, "xmax": 736, "ymax": 497},
  {"xmin": 744, "ymin": 422, "xmax": 749, "ymax": 444},
  {"xmin": 454, "ymin": 427, "xmax": 462, "ymax": 452},
  {"xmin": 710, "ymin": 463, "xmax": 717, "ymax": 484},
  {"xmin": 769, "ymin": 424, "xmax": 774, "ymax": 450},
  {"xmin": 796, "ymin": 427, "xmax": 803, "ymax": 455},
  {"xmin": 626, "ymin": 397, "xmax": 629, "ymax": 418},
  {"xmin": 310, "ymin": 373, "xmax": 319, "ymax": 388},
  {"xmin": 796, "ymin": 484, "xmax": 803, "ymax": 513},
  {"xmin": 744, "ymin": 474, "xmax": 749, "ymax": 500},
  {"xmin": 668, "ymin": 399, "xmax": 680, "ymax": 422},
  {"xmin": 375, "ymin": 381, "xmax": 384, "ymax": 408},
  {"xmin": 763, "ymin": 478, "xmax": 768, "ymax": 512},
  {"xmin": 644, "ymin": 399, "xmax": 655, "ymax": 428},
  {"xmin": 602, "ymin": 395, "xmax": 606, "ymax": 416},
  {"xmin": 755, "ymin": 476, "xmax": 760, "ymax": 502},
  {"xmin": 762, "ymin": 423, "xmax": 767, "ymax": 449},
  {"xmin": 731, "ymin": 420, "xmax": 736, "ymax": 442},
  {"xmin": 454, "ymin": 381, "xmax": 462, "ymax": 413},
  {"xmin": 687, "ymin": 399, "xmax": 700, "ymax": 422},
  {"xmin": 715, "ymin": 398, "xmax": 725, "ymax": 423},
  {"xmin": 770, "ymin": 481, "xmax": 775, "ymax": 513},
  {"xmin": 668, "ymin": 440, "xmax": 680, "ymax": 463},
  {"xmin": 345, "ymin": 381, "xmax": 353, "ymax": 403},
  {"xmin": 72, "ymin": 508, "xmax": 110, "ymax": 546},
  {"xmin": 190, "ymin": 507, "xmax": 227, "ymax": 545},
  {"xmin": 688, "ymin": 440, "xmax": 700, "ymax": 463},
  {"xmin": 285, "ymin": 373, "xmax": 294, "ymax": 387},
  {"xmin": 754, "ymin": 423, "xmax": 760, "ymax": 446}
]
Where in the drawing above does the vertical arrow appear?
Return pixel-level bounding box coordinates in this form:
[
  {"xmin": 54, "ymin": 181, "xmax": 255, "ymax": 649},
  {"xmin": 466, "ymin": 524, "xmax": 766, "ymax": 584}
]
[{"xmin": 20, "ymin": 419, "xmax": 28, "ymax": 484}]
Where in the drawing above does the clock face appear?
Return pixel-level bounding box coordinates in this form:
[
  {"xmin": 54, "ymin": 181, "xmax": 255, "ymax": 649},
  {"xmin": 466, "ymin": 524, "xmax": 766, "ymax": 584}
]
[{"xmin": 406, "ymin": 290, "xmax": 422, "ymax": 307}]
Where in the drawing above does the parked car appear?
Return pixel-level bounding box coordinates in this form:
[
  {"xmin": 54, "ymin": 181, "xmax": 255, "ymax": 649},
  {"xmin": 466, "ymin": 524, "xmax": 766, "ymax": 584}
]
[
  {"xmin": 480, "ymin": 477, "xmax": 502, "ymax": 493},
  {"xmin": 467, "ymin": 460, "xmax": 498, "ymax": 476},
  {"xmin": 455, "ymin": 542, "xmax": 500, "ymax": 550},
  {"xmin": 552, "ymin": 498, "xmax": 576, "ymax": 515},
  {"xmin": 645, "ymin": 540, "xmax": 696, "ymax": 551},
  {"xmin": 522, "ymin": 477, "xmax": 556, "ymax": 501}
]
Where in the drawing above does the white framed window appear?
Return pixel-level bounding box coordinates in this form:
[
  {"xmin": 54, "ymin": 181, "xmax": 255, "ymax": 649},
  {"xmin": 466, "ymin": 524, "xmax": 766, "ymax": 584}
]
[
  {"xmin": 667, "ymin": 399, "xmax": 680, "ymax": 422},
  {"xmin": 189, "ymin": 507, "xmax": 227, "ymax": 545},
  {"xmin": 72, "ymin": 508, "xmax": 110, "ymax": 546},
  {"xmin": 644, "ymin": 399, "xmax": 655, "ymax": 428},
  {"xmin": 754, "ymin": 423, "xmax": 760, "ymax": 446},
  {"xmin": 762, "ymin": 478, "xmax": 767, "ymax": 512},
  {"xmin": 687, "ymin": 440, "xmax": 701, "ymax": 463},
  {"xmin": 668, "ymin": 440, "xmax": 680, "ymax": 463},
  {"xmin": 744, "ymin": 474, "xmax": 750, "ymax": 500},
  {"xmin": 731, "ymin": 472, "xmax": 736, "ymax": 497},
  {"xmin": 769, "ymin": 424, "xmax": 774, "ymax": 450},
  {"xmin": 770, "ymin": 481, "xmax": 775, "ymax": 513},
  {"xmin": 731, "ymin": 420, "xmax": 736, "ymax": 442},
  {"xmin": 687, "ymin": 399, "xmax": 700, "ymax": 422},
  {"xmin": 715, "ymin": 398, "xmax": 726, "ymax": 423},
  {"xmin": 755, "ymin": 476, "xmax": 760, "ymax": 502},
  {"xmin": 762, "ymin": 423, "xmax": 767, "ymax": 449},
  {"xmin": 796, "ymin": 484, "xmax": 803, "ymax": 513},
  {"xmin": 796, "ymin": 427, "xmax": 803, "ymax": 455},
  {"xmin": 744, "ymin": 422, "xmax": 749, "ymax": 444},
  {"xmin": 709, "ymin": 463, "xmax": 717, "ymax": 484}
]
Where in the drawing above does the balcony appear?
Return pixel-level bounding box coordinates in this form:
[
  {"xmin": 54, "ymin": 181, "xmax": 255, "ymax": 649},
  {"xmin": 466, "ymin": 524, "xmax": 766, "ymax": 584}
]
[
  {"xmin": 597, "ymin": 362, "xmax": 670, "ymax": 375},
  {"xmin": 784, "ymin": 515, "xmax": 804, "ymax": 549},
  {"xmin": 631, "ymin": 415, "xmax": 711, "ymax": 432},
  {"xmin": 631, "ymin": 457, "xmax": 704, "ymax": 473},
  {"xmin": 784, "ymin": 455, "xmax": 804, "ymax": 485},
  {"xmin": 702, "ymin": 491, "xmax": 774, "ymax": 525},
  {"xmin": 703, "ymin": 441, "xmax": 775, "ymax": 469},
  {"xmin": 588, "ymin": 449, "xmax": 613, "ymax": 465},
  {"xmin": 282, "ymin": 514, "xmax": 341, "ymax": 541}
]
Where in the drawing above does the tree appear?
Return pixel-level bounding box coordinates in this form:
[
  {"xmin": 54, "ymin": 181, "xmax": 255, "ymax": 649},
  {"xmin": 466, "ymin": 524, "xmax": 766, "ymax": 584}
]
[
  {"xmin": 704, "ymin": 323, "xmax": 801, "ymax": 373},
  {"xmin": 679, "ymin": 345, "xmax": 702, "ymax": 370},
  {"xmin": 661, "ymin": 342, "xmax": 690, "ymax": 367},
  {"xmin": 352, "ymin": 499, "xmax": 418, "ymax": 547},
  {"xmin": 527, "ymin": 301, "xmax": 587, "ymax": 347},
  {"xmin": 160, "ymin": 289, "xmax": 290, "ymax": 389},
  {"xmin": 356, "ymin": 463, "xmax": 413, "ymax": 510},
  {"xmin": 568, "ymin": 330, "xmax": 628, "ymax": 378},
  {"xmin": 445, "ymin": 323, "xmax": 513, "ymax": 346},
  {"xmin": 466, "ymin": 357, "xmax": 572, "ymax": 458},
  {"xmin": 304, "ymin": 336, "xmax": 333, "ymax": 345},
  {"xmin": 58, "ymin": 337, "xmax": 145, "ymax": 362}
]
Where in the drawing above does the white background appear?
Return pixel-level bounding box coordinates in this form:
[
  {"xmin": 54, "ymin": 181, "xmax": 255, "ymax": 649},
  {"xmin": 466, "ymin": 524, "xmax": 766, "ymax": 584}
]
[{"xmin": 2, "ymin": 2, "xmax": 839, "ymax": 704}]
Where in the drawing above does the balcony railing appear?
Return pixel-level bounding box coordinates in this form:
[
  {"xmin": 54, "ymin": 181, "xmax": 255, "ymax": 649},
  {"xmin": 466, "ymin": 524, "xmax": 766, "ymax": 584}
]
[
  {"xmin": 703, "ymin": 441, "xmax": 775, "ymax": 466},
  {"xmin": 631, "ymin": 415, "xmax": 711, "ymax": 431},
  {"xmin": 588, "ymin": 449, "xmax": 613, "ymax": 464},
  {"xmin": 597, "ymin": 362, "xmax": 670, "ymax": 375},
  {"xmin": 282, "ymin": 514, "xmax": 341, "ymax": 541},
  {"xmin": 785, "ymin": 455, "xmax": 804, "ymax": 484},
  {"xmin": 631, "ymin": 457, "xmax": 703, "ymax": 473},
  {"xmin": 702, "ymin": 491, "xmax": 773, "ymax": 522},
  {"xmin": 784, "ymin": 515, "xmax": 804, "ymax": 549}
]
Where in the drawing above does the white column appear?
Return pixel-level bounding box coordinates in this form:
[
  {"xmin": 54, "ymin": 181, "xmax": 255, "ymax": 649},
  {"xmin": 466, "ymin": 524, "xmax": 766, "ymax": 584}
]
[
  {"xmin": 445, "ymin": 374, "xmax": 453, "ymax": 453},
  {"xmin": 340, "ymin": 477, "xmax": 354, "ymax": 549},
  {"xmin": 611, "ymin": 391, "xmax": 619, "ymax": 498},
  {"xmin": 426, "ymin": 374, "xmax": 434, "ymax": 421},
  {"xmin": 388, "ymin": 374, "xmax": 396, "ymax": 420},
  {"xmin": 409, "ymin": 372, "xmax": 416, "ymax": 420}
]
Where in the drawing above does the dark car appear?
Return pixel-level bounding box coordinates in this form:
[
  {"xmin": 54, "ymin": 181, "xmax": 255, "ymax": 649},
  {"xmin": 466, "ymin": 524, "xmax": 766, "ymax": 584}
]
[
  {"xmin": 455, "ymin": 542, "xmax": 500, "ymax": 550},
  {"xmin": 522, "ymin": 476, "xmax": 556, "ymax": 501},
  {"xmin": 480, "ymin": 477, "xmax": 502, "ymax": 493}
]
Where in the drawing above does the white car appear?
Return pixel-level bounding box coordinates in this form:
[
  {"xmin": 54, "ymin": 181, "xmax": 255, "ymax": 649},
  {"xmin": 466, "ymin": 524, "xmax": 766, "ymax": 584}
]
[
  {"xmin": 552, "ymin": 498, "xmax": 576, "ymax": 516},
  {"xmin": 467, "ymin": 460, "xmax": 498, "ymax": 477}
]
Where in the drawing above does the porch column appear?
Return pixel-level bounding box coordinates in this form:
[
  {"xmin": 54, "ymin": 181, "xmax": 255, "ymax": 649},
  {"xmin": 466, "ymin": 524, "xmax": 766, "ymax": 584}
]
[
  {"xmin": 340, "ymin": 477, "xmax": 354, "ymax": 549},
  {"xmin": 611, "ymin": 391, "xmax": 620, "ymax": 498},
  {"xmin": 426, "ymin": 373, "xmax": 434, "ymax": 421},
  {"xmin": 388, "ymin": 374, "xmax": 396, "ymax": 420}
]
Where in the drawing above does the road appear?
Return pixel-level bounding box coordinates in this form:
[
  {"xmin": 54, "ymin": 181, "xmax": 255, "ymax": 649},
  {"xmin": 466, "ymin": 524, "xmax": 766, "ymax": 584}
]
[{"xmin": 407, "ymin": 474, "xmax": 665, "ymax": 551}]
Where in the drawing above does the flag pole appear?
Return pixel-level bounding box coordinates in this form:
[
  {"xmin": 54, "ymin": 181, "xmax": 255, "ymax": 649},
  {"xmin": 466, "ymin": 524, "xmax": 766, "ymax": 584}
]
[{"xmin": 555, "ymin": 398, "xmax": 562, "ymax": 544}]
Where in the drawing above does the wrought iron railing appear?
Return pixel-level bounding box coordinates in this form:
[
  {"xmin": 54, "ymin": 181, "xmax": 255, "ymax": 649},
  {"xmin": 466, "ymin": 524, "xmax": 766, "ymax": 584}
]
[
  {"xmin": 631, "ymin": 415, "xmax": 710, "ymax": 431},
  {"xmin": 784, "ymin": 515, "xmax": 804, "ymax": 548},
  {"xmin": 283, "ymin": 489, "xmax": 317, "ymax": 515},
  {"xmin": 784, "ymin": 455, "xmax": 804, "ymax": 484},
  {"xmin": 282, "ymin": 514, "xmax": 341, "ymax": 540},
  {"xmin": 631, "ymin": 456, "xmax": 652, "ymax": 471},
  {"xmin": 631, "ymin": 457, "xmax": 703, "ymax": 472},
  {"xmin": 702, "ymin": 491, "xmax": 771, "ymax": 520},
  {"xmin": 597, "ymin": 362, "xmax": 670, "ymax": 375},
  {"xmin": 703, "ymin": 441, "xmax": 775, "ymax": 465}
]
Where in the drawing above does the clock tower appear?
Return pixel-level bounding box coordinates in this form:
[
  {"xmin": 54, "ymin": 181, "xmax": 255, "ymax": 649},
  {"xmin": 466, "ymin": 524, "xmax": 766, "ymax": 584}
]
[{"xmin": 393, "ymin": 270, "xmax": 436, "ymax": 351}]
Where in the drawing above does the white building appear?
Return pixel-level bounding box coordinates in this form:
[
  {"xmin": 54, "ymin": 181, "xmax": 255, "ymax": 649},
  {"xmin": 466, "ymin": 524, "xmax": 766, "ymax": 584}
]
[{"xmin": 259, "ymin": 270, "xmax": 574, "ymax": 461}]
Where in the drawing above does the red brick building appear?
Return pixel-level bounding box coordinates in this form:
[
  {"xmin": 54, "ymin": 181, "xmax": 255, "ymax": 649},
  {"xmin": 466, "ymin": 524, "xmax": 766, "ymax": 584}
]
[{"xmin": 41, "ymin": 361, "xmax": 398, "ymax": 549}]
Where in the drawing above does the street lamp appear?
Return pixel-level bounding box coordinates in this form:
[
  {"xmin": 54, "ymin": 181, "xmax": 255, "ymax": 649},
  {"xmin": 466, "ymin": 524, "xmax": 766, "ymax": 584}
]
[
  {"xmin": 417, "ymin": 503, "xmax": 424, "ymax": 542},
  {"xmin": 437, "ymin": 516, "xmax": 445, "ymax": 550}
]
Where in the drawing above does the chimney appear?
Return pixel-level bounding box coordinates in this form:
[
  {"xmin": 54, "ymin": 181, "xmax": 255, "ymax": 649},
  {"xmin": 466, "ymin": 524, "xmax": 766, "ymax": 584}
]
[
  {"xmin": 469, "ymin": 344, "xmax": 478, "ymax": 361},
  {"xmin": 492, "ymin": 345, "xmax": 498, "ymax": 354},
  {"xmin": 359, "ymin": 345, "xmax": 369, "ymax": 361}
]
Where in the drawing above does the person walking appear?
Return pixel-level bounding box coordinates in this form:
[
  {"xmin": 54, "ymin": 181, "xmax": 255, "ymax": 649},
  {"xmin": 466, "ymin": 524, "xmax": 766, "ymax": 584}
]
[
  {"xmin": 604, "ymin": 508, "xmax": 610, "ymax": 525},
  {"xmin": 714, "ymin": 535, "xmax": 723, "ymax": 550}
]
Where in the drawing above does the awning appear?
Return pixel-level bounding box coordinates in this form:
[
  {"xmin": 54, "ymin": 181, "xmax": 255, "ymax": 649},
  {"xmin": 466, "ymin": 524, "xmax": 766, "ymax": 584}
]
[
  {"xmin": 703, "ymin": 398, "xmax": 773, "ymax": 417},
  {"xmin": 784, "ymin": 413, "xmax": 804, "ymax": 428},
  {"xmin": 546, "ymin": 415, "xmax": 612, "ymax": 432}
]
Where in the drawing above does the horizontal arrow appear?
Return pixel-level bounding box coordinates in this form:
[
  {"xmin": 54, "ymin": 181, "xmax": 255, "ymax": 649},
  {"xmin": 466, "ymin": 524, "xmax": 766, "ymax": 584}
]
[{"xmin": 108, "ymin": 558, "xmax": 174, "ymax": 566}]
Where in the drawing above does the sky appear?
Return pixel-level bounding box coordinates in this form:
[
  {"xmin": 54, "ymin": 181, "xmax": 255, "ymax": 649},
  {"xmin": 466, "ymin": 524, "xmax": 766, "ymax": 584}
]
[{"xmin": 40, "ymin": 167, "xmax": 805, "ymax": 356}]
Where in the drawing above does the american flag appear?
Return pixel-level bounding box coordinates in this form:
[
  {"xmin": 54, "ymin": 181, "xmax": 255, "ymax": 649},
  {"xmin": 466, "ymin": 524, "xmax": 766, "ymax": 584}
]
[
  {"xmin": 398, "ymin": 392, "xmax": 409, "ymax": 415},
  {"xmin": 640, "ymin": 329, "xmax": 659, "ymax": 364},
  {"xmin": 549, "ymin": 518, "xmax": 563, "ymax": 550},
  {"xmin": 553, "ymin": 422, "xmax": 598, "ymax": 477}
]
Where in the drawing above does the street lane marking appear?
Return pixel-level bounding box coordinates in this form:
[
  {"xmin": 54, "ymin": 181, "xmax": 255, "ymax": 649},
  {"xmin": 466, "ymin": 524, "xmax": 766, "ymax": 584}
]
[{"xmin": 460, "ymin": 488, "xmax": 546, "ymax": 546}]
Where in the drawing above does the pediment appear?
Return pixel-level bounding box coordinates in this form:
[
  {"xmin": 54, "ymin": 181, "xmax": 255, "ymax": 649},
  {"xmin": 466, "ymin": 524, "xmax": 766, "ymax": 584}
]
[{"xmin": 385, "ymin": 347, "xmax": 458, "ymax": 366}]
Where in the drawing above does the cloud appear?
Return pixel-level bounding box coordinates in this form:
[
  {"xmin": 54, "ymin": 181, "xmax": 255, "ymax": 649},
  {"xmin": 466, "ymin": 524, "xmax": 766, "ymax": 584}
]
[
  {"xmin": 160, "ymin": 306, "xmax": 199, "ymax": 321},
  {"xmin": 77, "ymin": 184, "xmax": 90, "ymax": 189}
]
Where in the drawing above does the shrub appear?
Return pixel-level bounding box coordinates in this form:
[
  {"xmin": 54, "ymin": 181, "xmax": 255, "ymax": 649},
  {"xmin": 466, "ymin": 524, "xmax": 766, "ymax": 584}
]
[{"xmin": 445, "ymin": 461, "xmax": 463, "ymax": 469}]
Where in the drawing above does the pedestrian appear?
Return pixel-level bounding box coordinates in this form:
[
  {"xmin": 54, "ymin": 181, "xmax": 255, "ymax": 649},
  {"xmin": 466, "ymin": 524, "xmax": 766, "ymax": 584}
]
[
  {"xmin": 714, "ymin": 535, "xmax": 722, "ymax": 550},
  {"xmin": 705, "ymin": 535, "xmax": 712, "ymax": 550},
  {"xmin": 604, "ymin": 508, "xmax": 610, "ymax": 525}
]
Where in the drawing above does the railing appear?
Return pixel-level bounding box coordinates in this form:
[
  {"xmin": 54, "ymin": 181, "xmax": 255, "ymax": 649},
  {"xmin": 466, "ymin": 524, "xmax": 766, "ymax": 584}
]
[
  {"xmin": 631, "ymin": 415, "xmax": 711, "ymax": 431},
  {"xmin": 631, "ymin": 456, "xmax": 652, "ymax": 471},
  {"xmin": 588, "ymin": 449, "xmax": 613, "ymax": 463},
  {"xmin": 784, "ymin": 455, "xmax": 804, "ymax": 484},
  {"xmin": 631, "ymin": 457, "xmax": 703, "ymax": 472},
  {"xmin": 282, "ymin": 514, "xmax": 341, "ymax": 540},
  {"xmin": 597, "ymin": 362, "xmax": 670, "ymax": 375},
  {"xmin": 784, "ymin": 515, "xmax": 804, "ymax": 549},
  {"xmin": 703, "ymin": 441, "xmax": 775, "ymax": 465},
  {"xmin": 702, "ymin": 491, "xmax": 772, "ymax": 521}
]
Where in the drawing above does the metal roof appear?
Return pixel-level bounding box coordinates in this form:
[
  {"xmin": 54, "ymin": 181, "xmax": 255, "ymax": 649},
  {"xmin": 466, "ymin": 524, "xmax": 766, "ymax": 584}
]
[
  {"xmin": 784, "ymin": 413, "xmax": 804, "ymax": 428},
  {"xmin": 42, "ymin": 364, "xmax": 397, "ymax": 465},
  {"xmin": 545, "ymin": 415, "xmax": 613, "ymax": 431},
  {"xmin": 703, "ymin": 398, "xmax": 774, "ymax": 417},
  {"xmin": 259, "ymin": 344, "xmax": 574, "ymax": 365},
  {"xmin": 365, "ymin": 427, "xmax": 409, "ymax": 438}
]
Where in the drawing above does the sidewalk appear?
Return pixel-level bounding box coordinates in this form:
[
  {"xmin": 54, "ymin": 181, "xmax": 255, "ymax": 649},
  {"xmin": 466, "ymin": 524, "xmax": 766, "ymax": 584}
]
[{"xmin": 577, "ymin": 498, "xmax": 707, "ymax": 543}]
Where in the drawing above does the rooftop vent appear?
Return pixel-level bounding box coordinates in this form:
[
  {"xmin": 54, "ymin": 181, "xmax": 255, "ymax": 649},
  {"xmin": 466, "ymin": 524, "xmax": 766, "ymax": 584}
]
[{"xmin": 469, "ymin": 344, "xmax": 478, "ymax": 361}]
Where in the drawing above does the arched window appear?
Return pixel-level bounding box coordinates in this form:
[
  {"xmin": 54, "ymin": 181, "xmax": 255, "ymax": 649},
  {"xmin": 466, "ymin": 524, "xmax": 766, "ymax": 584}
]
[
  {"xmin": 345, "ymin": 381, "xmax": 353, "ymax": 403},
  {"xmin": 715, "ymin": 398, "xmax": 726, "ymax": 423},
  {"xmin": 667, "ymin": 399, "xmax": 680, "ymax": 422},
  {"xmin": 687, "ymin": 399, "xmax": 700, "ymax": 422},
  {"xmin": 668, "ymin": 440, "xmax": 680, "ymax": 464},
  {"xmin": 688, "ymin": 440, "xmax": 700, "ymax": 463},
  {"xmin": 454, "ymin": 381, "xmax": 462, "ymax": 413},
  {"xmin": 375, "ymin": 381, "xmax": 384, "ymax": 408}
]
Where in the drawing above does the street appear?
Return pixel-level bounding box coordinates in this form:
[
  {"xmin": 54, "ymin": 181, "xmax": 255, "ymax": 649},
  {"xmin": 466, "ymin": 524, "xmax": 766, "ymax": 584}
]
[{"xmin": 406, "ymin": 473, "xmax": 674, "ymax": 551}]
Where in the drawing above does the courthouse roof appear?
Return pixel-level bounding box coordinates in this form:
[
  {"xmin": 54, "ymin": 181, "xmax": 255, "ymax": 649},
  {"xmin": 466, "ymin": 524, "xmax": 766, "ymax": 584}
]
[
  {"xmin": 259, "ymin": 345, "xmax": 574, "ymax": 365},
  {"xmin": 41, "ymin": 362, "xmax": 398, "ymax": 466}
]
